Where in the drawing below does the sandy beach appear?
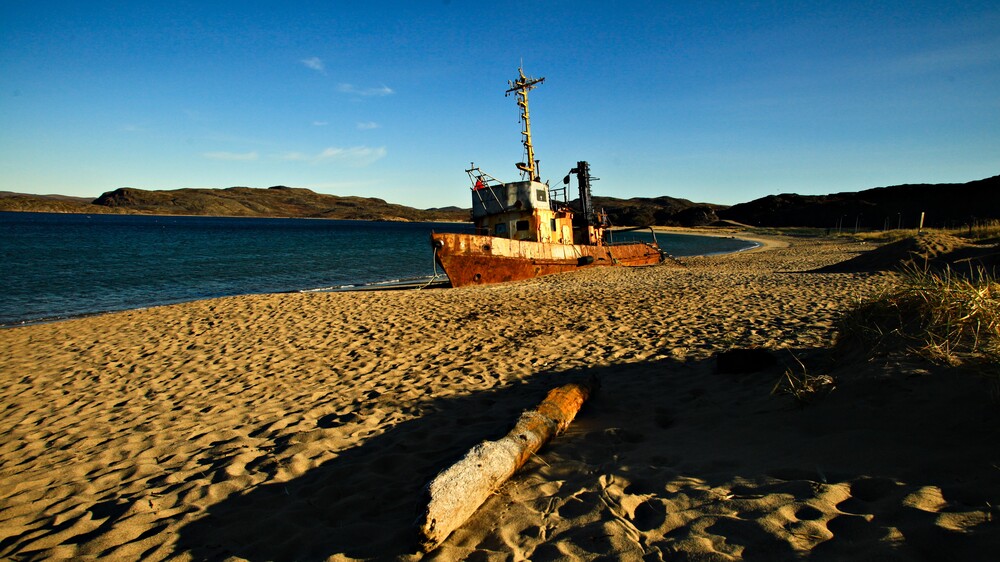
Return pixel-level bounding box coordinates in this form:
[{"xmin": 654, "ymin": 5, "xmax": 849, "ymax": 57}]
[{"xmin": 2, "ymin": 236, "xmax": 997, "ymax": 560}]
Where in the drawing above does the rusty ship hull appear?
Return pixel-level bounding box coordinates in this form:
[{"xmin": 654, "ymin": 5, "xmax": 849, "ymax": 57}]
[
  {"xmin": 432, "ymin": 231, "xmax": 663, "ymax": 287},
  {"xmin": 433, "ymin": 67, "xmax": 667, "ymax": 288}
]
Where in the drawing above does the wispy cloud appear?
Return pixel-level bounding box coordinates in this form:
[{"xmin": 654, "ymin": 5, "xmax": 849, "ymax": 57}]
[
  {"xmin": 303, "ymin": 180, "xmax": 380, "ymax": 192},
  {"xmin": 338, "ymin": 83, "xmax": 394, "ymax": 97},
  {"xmin": 203, "ymin": 151, "xmax": 259, "ymax": 161},
  {"xmin": 276, "ymin": 146, "xmax": 386, "ymax": 167},
  {"xmin": 357, "ymin": 121, "xmax": 379, "ymax": 130},
  {"xmin": 201, "ymin": 131, "xmax": 271, "ymax": 145},
  {"xmin": 301, "ymin": 57, "xmax": 325, "ymax": 73},
  {"xmin": 891, "ymin": 38, "xmax": 1000, "ymax": 75}
]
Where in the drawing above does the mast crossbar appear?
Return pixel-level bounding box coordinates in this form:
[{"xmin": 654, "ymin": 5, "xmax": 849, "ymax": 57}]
[{"xmin": 504, "ymin": 67, "xmax": 545, "ymax": 181}]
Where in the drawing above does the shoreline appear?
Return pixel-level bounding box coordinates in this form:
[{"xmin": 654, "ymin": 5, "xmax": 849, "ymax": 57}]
[
  {"xmin": 0, "ymin": 227, "xmax": 761, "ymax": 329},
  {"xmin": 652, "ymin": 224, "xmax": 791, "ymax": 253}
]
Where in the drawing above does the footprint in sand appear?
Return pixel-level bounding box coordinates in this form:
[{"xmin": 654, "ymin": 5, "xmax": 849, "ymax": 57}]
[
  {"xmin": 794, "ymin": 504, "xmax": 825, "ymax": 521},
  {"xmin": 556, "ymin": 491, "xmax": 600, "ymax": 520},
  {"xmin": 823, "ymin": 512, "xmax": 884, "ymax": 543},
  {"xmin": 704, "ymin": 517, "xmax": 797, "ymax": 558},
  {"xmin": 848, "ymin": 476, "xmax": 902, "ymax": 503},
  {"xmin": 836, "ymin": 476, "xmax": 902, "ymax": 515},
  {"xmin": 631, "ymin": 499, "xmax": 669, "ymax": 531},
  {"xmin": 316, "ymin": 412, "xmax": 358, "ymax": 428}
]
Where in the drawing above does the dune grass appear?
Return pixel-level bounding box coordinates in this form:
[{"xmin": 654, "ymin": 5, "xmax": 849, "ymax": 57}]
[
  {"xmin": 836, "ymin": 265, "xmax": 1000, "ymax": 375},
  {"xmin": 771, "ymin": 352, "xmax": 836, "ymax": 404},
  {"xmin": 746, "ymin": 221, "xmax": 1000, "ymax": 244},
  {"xmin": 847, "ymin": 220, "xmax": 1000, "ymax": 244}
]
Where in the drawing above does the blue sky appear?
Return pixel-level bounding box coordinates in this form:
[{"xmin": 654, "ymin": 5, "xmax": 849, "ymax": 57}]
[{"xmin": 2, "ymin": 1, "xmax": 998, "ymax": 208}]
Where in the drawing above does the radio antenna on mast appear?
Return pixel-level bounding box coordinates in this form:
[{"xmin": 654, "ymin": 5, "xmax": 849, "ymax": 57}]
[{"xmin": 505, "ymin": 66, "xmax": 545, "ymax": 181}]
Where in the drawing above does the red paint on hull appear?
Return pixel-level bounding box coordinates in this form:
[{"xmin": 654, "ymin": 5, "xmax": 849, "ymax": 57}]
[{"xmin": 432, "ymin": 232, "xmax": 663, "ymax": 287}]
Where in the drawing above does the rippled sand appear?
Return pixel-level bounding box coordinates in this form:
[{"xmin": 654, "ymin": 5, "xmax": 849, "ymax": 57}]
[{"xmin": 2, "ymin": 235, "xmax": 997, "ymax": 560}]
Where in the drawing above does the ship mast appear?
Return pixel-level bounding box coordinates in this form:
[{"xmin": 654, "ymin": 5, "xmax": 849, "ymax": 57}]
[{"xmin": 505, "ymin": 67, "xmax": 545, "ymax": 181}]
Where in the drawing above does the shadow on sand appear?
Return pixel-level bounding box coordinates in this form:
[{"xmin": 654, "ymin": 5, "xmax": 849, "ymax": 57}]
[
  {"xmin": 174, "ymin": 367, "xmax": 598, "ymax": 560},
  {"xmin": 175, "ymin": 351, "xmax": 999, "ymax": 560}
]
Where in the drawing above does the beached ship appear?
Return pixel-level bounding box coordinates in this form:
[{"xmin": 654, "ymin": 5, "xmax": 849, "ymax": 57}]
[{"xmin": 430, "ymin": 68, "xmax": 665, "ymax": 287}]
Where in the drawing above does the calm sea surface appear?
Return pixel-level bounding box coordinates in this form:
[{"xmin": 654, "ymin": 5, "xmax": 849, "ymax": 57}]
[{"xmin": 1, "ymin": 212, "xmax": 756, "ymax": 326}]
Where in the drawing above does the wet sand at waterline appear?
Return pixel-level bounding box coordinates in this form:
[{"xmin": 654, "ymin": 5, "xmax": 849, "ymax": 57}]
[{"xmin": 2, "ymin": 236, "xmax": 997, "ymax": 560}]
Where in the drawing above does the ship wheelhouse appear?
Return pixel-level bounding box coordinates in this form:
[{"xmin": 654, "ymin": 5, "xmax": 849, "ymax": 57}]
[{"xmin": 469, "ymin": 171, "xmax": 576, "ymax": 245}]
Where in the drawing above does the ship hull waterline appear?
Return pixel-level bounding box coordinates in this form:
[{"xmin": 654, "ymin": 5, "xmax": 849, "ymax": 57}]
[{"xmin": 431, "ymin": 232, "xmax": 664, "ymax": 287}]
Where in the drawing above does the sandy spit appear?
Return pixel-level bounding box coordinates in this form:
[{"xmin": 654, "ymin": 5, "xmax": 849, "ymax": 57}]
[{"xmin": 1, "ymin": 236, "xmax": 997, "ymax": 561}]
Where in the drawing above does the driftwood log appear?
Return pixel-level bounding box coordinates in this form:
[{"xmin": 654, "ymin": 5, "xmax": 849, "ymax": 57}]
[{"xmin": 418, "ymin": 377, "xmax": 598, "ymax": 551}]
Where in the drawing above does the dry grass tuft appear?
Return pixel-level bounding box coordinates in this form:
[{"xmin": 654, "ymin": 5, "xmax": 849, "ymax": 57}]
[
  {"xmin": 851, "ymin": 229, "xmax": 919, "ymax": 243},
  {"xmin": 771, "ymin": 353, "xmax": 836, "ymax": 404},
  {"xmin": 961, "ymin": 219, "xmax": 1000, "ymax": 242},
  {"xmin": 849, "ymin": 220, "xmax": 1000, "ymax": 244},
  {"xmin": 835, "ymin": 265, "xmax": 1000, "ymax": 371}
]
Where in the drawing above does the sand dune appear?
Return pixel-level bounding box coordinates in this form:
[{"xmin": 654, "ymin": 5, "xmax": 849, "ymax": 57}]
[
  {"xmin": 815, "ymin": 232, "xmax": 1000, "ymax": 276},
  {"xmin": 1, "ymin": 237, "xmax": 997, "ymax": 560}
]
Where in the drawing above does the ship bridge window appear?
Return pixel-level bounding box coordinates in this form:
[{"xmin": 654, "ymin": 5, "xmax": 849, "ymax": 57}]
[
  {"xmin": 536, "ymin": 189, "xmax": 547, "ymax": 202},
  {"xmin": 495, "ymin": 223, "xmax": 508, "ymax": 236},
  {"xmin": 516, "ymin": 220, "xmax": 529, "ymax": 232}
]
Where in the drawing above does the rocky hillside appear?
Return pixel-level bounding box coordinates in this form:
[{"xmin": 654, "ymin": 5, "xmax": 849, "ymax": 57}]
[
  {"xmin": 0, "ymin": 192, "xmax": 112, "ymax": 214},
  {"xmin": 92, "ymin": 186, "xmax": 471, "ymax": 221},
  {"xmin": 592, "ymin": 195, "xmax": 725, "ymax": 227},
  {"xmin": 0, "ymin": 186, "xmax": 469, "ymax": 222},
  {"xmin": 718, "ymin": 175, "xmax": 1000, "ymax": 229}
]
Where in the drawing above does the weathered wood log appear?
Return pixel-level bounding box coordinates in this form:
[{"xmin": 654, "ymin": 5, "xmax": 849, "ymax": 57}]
[{"xmin": 418, "ymin": 377, "xmax": 598, "ymax": 551}]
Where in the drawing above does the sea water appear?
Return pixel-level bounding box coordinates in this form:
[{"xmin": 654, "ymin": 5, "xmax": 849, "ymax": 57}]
[{"xmin": 0, "ymin": 212, "xmax": 756, "ymax": 326}]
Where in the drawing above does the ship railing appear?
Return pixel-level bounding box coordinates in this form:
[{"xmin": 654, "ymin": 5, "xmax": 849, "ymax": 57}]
[
  {"xmin": 466, "ymin": 164, "xmax": 502, "ymax": 190},
  {"xmin": 467, "ymin": 164, "xmax": 509, "ymax": 215},
  {"xmin": 606, "ymin": 226, "xmax": 659, "ymax": 247},
  {"xmin": 548, "ymin": 183, "xmax": 568, "ymax": 208}
]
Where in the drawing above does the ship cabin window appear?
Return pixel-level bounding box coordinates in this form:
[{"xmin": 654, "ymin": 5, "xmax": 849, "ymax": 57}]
[
  {"xmin": 495, "ymin": 223, "xmax": 508, "ymax": 237},
  {"xmin": 515, "ymin": 220, "xmax": 529, "ymax": 232},
  {"xmin": 536, "ymin": 189, "xmax": 547, "ymax": 202}
]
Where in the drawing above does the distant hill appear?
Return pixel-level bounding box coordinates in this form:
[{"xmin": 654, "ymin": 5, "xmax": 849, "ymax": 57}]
[
  {"xmin": 592, "ymin": 195, "xmax": 725, "ymax": 227},
  {"xmin": 717, "ymin": 175, "xmax": 1000, "ymax": 229},
  {"xmin": 0, "ymin": 186, "xmax": 469, "ymax": 222},
  {"xmin": 4, "ymin": 175, "xmax": 998, "ymax": 228},
  {"xmin": 0, "ymin": 188, "xmax": 724, "ymax": 226},
  {"xmin": 0, "ymin": 191, "xmax": 111, "ymax": 214}
]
